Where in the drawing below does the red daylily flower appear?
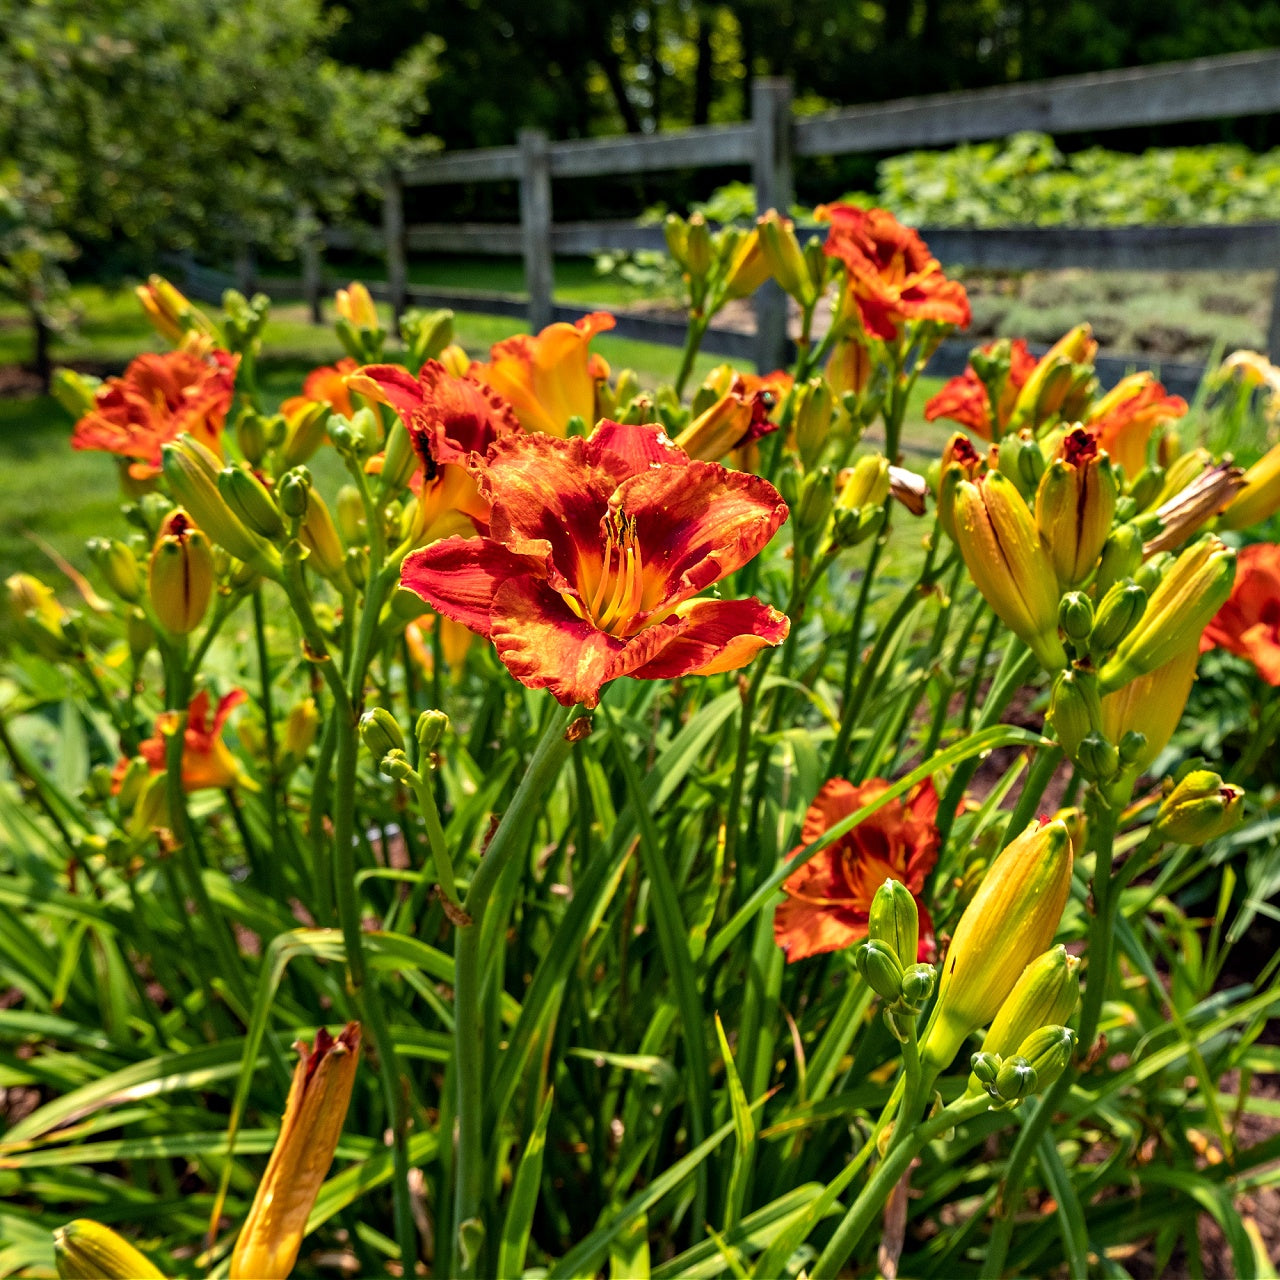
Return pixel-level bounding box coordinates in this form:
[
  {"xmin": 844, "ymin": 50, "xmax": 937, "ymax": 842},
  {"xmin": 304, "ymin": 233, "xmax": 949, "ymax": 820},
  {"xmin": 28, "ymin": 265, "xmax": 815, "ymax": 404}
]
[
  {"xmin": 925, "ymin": 339, "xmax": 1038, "ymax": 440},
  {"xmin": 281, "ymin": 357, "xmax": 361, "ymax": 421},
  {"xmin": 400, "ymin": 420, "xmax": 790, "ymax": 707},
  {"xmin": 71, "ymin": 346, "xmax": 238, "ymax": 479},
  {"xmin": 1086, "ymin": 373, "xmax": 1188, "ymax": 477},
  {"xmin": 774, "ymin": 777, "xmax": 940, "ymax": 964},
  {"xmin": 816, "ymin": 204, "xmax": 971, "ymax": 342},
  {"xmin": 114, "ymin": 688, "xmax": 250, "ymax": 793},
  {"xmin": 1201, "ymin": 542, "xmax": 1280, "ymax": 684}
]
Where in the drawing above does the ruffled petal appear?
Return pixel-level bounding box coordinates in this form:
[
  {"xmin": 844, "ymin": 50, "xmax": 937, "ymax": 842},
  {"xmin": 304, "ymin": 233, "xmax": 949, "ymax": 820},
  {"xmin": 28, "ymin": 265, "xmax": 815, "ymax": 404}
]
[
  {"xmin": 584, "ymin": 419, "xmax": 684, "ymax": 484},
  {"xmin": 401, "ymin": 536, "xmax": 547, "ymax": 638},
  {"xmin": 626, "ymin": 597, "xmax": 789, "ymax": 681},
  {"xmin": 800, "ymin": 778, "xmax": 863, "ymax": 846}
]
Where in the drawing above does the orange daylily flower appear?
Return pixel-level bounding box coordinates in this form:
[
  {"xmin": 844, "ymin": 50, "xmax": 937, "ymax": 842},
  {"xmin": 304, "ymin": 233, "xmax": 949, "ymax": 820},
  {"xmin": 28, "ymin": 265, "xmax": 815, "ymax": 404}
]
[
  {"xmin": 400, "ymin": 420, "xmax": 790, "ymax": 708},
  {"xmin": 676, "ymin": 377, "xmax": 779, "ymax": 463},
  {"xmin": 816, "ymin": 204, "xmax": 971, "ymax": 342},
  {"xmin": 355, "ymin": 360, "xmax": 522, "ymax": 540},
  {"xmin": 71, "ymin": 346, "xmax": 238, "ymax": 480},
  {"xmin": 925, "ymin": 339, "xmax": 1038, "ymax": 440},
  {"xmin": 1086, "ymin": 373, "xmax": 1188, "ymax": 477},
  {"xmin": 775, "ymin": 777, "xmax": 941, "ymax": 964},
  {"xmin": 405, "ymin": 612, "xmax": 475, "ymax": 675},
  {"xmin": 473, "ymin": 312, "xmax": 615, "ymax": 436},
  {"xmin": 280, "ymin": 357, "xmax": 361, "ymax": 421},
  {"xmin": 1201, "ymin": 542, "xmax": 1280, "ymax": 684},
  {"xmin": 114, "ymin": 688, "xmax": 251, "ymax": 793}
]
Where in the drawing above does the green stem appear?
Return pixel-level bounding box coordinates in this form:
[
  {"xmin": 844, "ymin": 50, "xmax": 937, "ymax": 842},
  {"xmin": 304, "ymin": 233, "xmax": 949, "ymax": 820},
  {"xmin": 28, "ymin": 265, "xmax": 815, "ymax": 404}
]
[
  {"xmin": 250, "ymin": 587, "xmax": 282, "ymax": 896},
  {"xmin": 674, "ymin": 314, "xmax": 708, "ymax": 399},
  {"xmin": 452, "ymin": 699, "xmax": 579, "ymax": 1276}
]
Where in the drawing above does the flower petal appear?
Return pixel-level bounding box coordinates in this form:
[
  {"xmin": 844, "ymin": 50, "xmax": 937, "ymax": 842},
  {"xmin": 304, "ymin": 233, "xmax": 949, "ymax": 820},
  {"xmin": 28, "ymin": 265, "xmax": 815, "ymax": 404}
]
[
  {"xmin": 626, "ymin": 597, "xmax": 789, "ymax": 680},
  {"xmin": 401, "ymin": 536, "xmax": 546, "ymax": 638},
  {"xmin": 585, "ymin": 419, "xmax": 684, "ymax": 483}
]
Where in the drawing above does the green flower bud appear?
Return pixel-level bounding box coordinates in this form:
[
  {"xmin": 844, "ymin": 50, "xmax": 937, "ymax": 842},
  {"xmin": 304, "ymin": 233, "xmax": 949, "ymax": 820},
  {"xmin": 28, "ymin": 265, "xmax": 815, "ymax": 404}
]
[
  {"xmin": 277, "ymin": 471, "xmax": 311, "ymax": 520},
  {"xmin": 359, "ymin": 708, "xmax": 405, "ymax": 762},
  {"xmin": 336, "ymin": 485, "xmax": 365, "ymax": 544},
  {"xmin": 86, "ymin": 538, "xmax": 142, "ymax": 603},
  {"xmin": 379, "ymin": 419, "xmax": 420, "ymax": 495},
  {"xmin": 977, "ymin": 945, "xmax": 1080, "ymax": 1068},
  {"xmin": 854, "ymin": 939, "xmax": 905, "ymax": 1004},
  {"xmin": 663, "ymin": 214, "xmax": 690, "ymax": 269},
  {"xmin": 236, "ymin": 408, "xmax": 268, "ymax": 467},
  {"xmin": 1048, "ymin": 669, "xmax": 1103, "ymax": 761},
  {"xmin": 1117, "ymin": 730, "xmax": 1148, "ymax": 765},
  {"xmin": 900, "ymin": 963, "xmax": 936, "ymax": 1010},
  {"xmin": 1089, "ymin": 580, "xmax": 1147, "ymax": 663},
  {"xmin": 281, "ymin": 402, "xmax": 329, "ymax": 467},
  {"xmin": 994, "ymin": 1056, "xmax": 1038, "ymax": 1102},
  {"xmin": 796, "ymin": 466, "xmax": 835, "ymax": 534},
  {"xmin": 1095, "ymin": 523, "xmax": 1144, "ymax": 596},
  {"xmin": 1076, "ymin": 731, "xmax": 1120, "ymax": 782},
  {"xmin": 218, "ymin": 466, "xmax": 285, "ymax": 539},
  {"xmin": 685, "ymin": 212, "xmax": 712, "ymax": 278},
  {"xmin": 1155, "ymin": 770, "xmax": 1246, "ymax": 844},
  {"xmin": 1058, "ymin": 591, "xmax": 1094, "ymax": 643},
  {"xmin": 1015, "ymin": 1024, "xmax": 1076, "ymax": 1093},
  {"xmin": 867, "ymin": 878, "xmax": 919, "ymax": 966},
  {"xmin": 995, "ymin": 430, "xmax": 1045, "ymax": 500},
  {"xmin": 416, "ymin": 709, "xmax": 449, "ymax": 754}
]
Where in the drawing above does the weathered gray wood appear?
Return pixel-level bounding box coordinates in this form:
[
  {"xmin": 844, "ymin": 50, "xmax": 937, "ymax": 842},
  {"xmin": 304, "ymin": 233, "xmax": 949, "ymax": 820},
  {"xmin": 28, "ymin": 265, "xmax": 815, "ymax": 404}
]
[
  {"xmin": 547, "ymin": 124, "xmax": 756, "ymax": 178},
  {"xmin": 552, "ymin": 221, "xmax": 669, "ymax": 254},
  {"xmin": 795, "ymin": 48, "xmax": 1280, "ymax": 155},
  {"xmin": 405, "ymin": 223, "xmax": 525, "ymax": 255},
  {"xmin": 519, "ymin": 129, "xmax": 555, "ymax": 330},
  {"xmin": 920, "ymin": 222, "xmax": 1280, "ymax": 272},
  {"xmin": 752, "ymin": 78, "xmax": 794, "ymax": 373},
  {"xmin": 400, "ymin": 146, "xmax": 522, "ymax": 187},
  {"xmin": 382, "ymin": 172, "xmax": 409, "ymax": 326}
]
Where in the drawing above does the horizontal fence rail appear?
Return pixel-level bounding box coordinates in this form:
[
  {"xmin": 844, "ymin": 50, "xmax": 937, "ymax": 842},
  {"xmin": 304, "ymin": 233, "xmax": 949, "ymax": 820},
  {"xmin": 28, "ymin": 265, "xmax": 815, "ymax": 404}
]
[{"xmin": 207, "ymin": 49, "xmax": 1280, "ymax": 389}]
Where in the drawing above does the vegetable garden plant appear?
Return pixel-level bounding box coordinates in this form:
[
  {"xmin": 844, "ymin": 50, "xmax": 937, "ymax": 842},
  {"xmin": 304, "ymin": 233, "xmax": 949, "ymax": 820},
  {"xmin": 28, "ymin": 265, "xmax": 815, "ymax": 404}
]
[{"xmin": 2, "ymin": 203, "xmax": 1279, "ymax": 1279}]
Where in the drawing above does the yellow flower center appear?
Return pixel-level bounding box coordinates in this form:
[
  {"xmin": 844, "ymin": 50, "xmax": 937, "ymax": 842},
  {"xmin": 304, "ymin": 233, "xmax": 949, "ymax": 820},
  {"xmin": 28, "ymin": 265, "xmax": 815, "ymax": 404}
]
[{"xmin": 573, "ymin": 508, "xmax": 646, "ymax": 636}]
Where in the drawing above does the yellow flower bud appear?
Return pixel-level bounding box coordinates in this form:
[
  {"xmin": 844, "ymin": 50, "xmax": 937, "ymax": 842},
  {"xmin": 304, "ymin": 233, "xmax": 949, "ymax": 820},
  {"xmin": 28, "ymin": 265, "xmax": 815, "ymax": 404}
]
[
  {"xmin": 1007, "ymin": 323, "xmax": 1097, "ymax": 431},
  {"xmin": 1100, "ymin": 642, "xmax": 1199, "ymax": 775},
  {"xmin": 334, "ymin": 281, "xmax": 378, "ymax": 331},
  {"xmin": 1220, "ymin": 437, "xmax": 1280, "ymax": 531},
  {"xmin": 663, "ymin": 213, "xmax": 690, "ymax": 270},
  {"xmin": 1035, "ymin": 428, "xmax": 1118, "ymax": 588},
  {"xmin": 675, "ymin": 384, "xmax": 767, "ymax": 462},
  {"xmin": 722, "ymin": 227, "xmax": 770, "ymax": 299},
  {"xmin": 54, "ymin": 1219, "xmax": 164, "ymax": 1279},
  {"xmin": 299, "ymin": 489, "xmax": 348, "ymax": 584},
  {"xmin": 282, "ymin": 698, "xmax": 319, "ymax": 763},
  {"xmin": 952, "ymin": 472, "xmax": 1067, "ymax": 671},
  {"xmin": 1155, "ymin": 770, "xmax": 1246, "ymax": 844},
  {"xmin": 1048, "ymin": 668, "xmax": 1103, "ymax": 762},
  {"xmin": 231, "ymin": 1024, "xmax": 361, "ymax": 1280},
  {"xmin": 758, "ymin": 209, "xmax": 815, "ymax": 305},
  {"xmin": 975, "ymin": 945, "xmax": 1080, "ymax": 1068},
  {"xmin": 1099, "ymin": 536, "xmax": 1235, "ymax": 692},
  {"xmin": 281, "ymin": 400, "xmax": 332, "ymax": 468},
  {"xmin": 7, "ymin": 572, "xmax": 75, "ymax": 660},
  {"xmin": 219, "ymin": 466, "xmax": 286, "ymax": 540},
  {"xmin": 836, "ymin": 454, "xmax": 891, "ymax": 513},
  {"xmin": 921, "ymin": 819, "xmax": 1073, "ymax": 1073},
  {"xmin": 135, "ymin": 275, "xmax": 217, "ymax": 347},
  {"xmin": 438, "ymin": 343, "xmax": 471, "ymax": 377},
  {"xmin": 793, "ymin": 377, "xmax": 835, "ymax": 470},
  {"xmin": 148, "ymin": 510, "xmax": 214, "ymax": 636}
]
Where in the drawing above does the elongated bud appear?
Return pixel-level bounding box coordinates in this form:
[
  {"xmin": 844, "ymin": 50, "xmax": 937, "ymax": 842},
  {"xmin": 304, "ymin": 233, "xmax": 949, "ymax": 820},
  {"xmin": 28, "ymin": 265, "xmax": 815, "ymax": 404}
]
[
  {"xmin": 868, "ymin": 878, "xmax": 919, "ymax": 966},
  {"xmin": 86, "ymin": 538, "xmax": 142, "ymax": 603},
  {"xmin": 663, "ymin": 213, "xmax": 690, "ymax": 269},
  {"xmin": 237, "ymin": 408, "xmax": 269, "ymax": 467},
  {"xmin": 1220, "ymin": 435, "xmax": 1280, "ymax": 530},
  {"xmin": 161, "ymin": 437, "xmax": 280, "ymax": 574},
  {"xmin": 282, "ymin": 698, "xmax": 319, "ymax": 762},
  {"xmin": 1048, "ymin": 669, "xmax": 1103, "ymax": 761},
  {"xmin": 1155, "ymin": 770, "xmax": 1246, "ymax": 843},
  {"xmin": 335, "ymin": 281, "xmax": 378, "ymax": 331},
  {"xmin": 797, "ymin": 466, "xmax": 836, "ymax": 533},
  {"xmin": 401, "ymin": 307, "xmax": 454, "ymax": 367},
  {"xmin": 1015, "ymin": 1024, "xmax": 1076, "ymax": 1093},
  {"xmin": 1088, "ymin": 580, "xmax": 1147, "ymax": 662},
  {"xmin": 1008, "ymin": 324, "xmax": 1097, "ymax": 432},
  {"xmin": 684, "ymin": 212, "xmax": 712, "ymax": 278},
  {"xmin": 854, "ymin": 939, "xmax": 905, "ymax": 1004},
  {"xmin": 359, "ymin": 708, "xmax": 405, "ymax": 763},
  {"xmin": 281, "ymin": 401, "xmax": 330, "ymax": 468},
  {"xmin": 1058, "ymin": 591, "xmax": 1094, "ymax": 643},
  {"xmin": 996, "ymin": 430, "xmax": 1046, "ymax": 500},
  {"xmin": 836, "ymin": 454, "xmax": 890, "ymax": 513},
  {"xmin": 1099, "ymin": 536, "xmax": 1235, "ymax": 692},
  {"xmin": 336, "ymin": 485, "xmax": 365, "ymax": 544},
  {"xmin": 115, "ymin": 755, "xmax": 153, "ymax": 813},
  {"xmin": 758, "ymin": 209, "xmax": 815, "ymax": 305},
  {"xmin": 219, "ymin": 467, "xmax": 285, "ymax": 539},
  {"xmin": 379, "ymin": 419, "xmax": 420, "ymax": 495},
  {"xmin": 1036, "ymin": 429, "xmax": 1118, "ymax": 588},
  {"xmin": 675, "ymin": 383, "xmax": 770, "ymax": 462},
  {"xmin": 230, "ymin": 1024, "xmax": 361, "ymax": 1280},
  {"xmin": 54, "ymin": 1220, "xmax": 164, "ymax": 1279},
  {"xmin": 52, "ymin": 368, "xmax": 102, "ymax": 419},
  {"xmin": 127, "ymin": 608, "xmax": 154, "ymax": 664},
  {"xmin": 793, "ymin": 377, "xmax": 835, "ymax": 470},
  {"xmin": 1095, "ymin": 523, "xmax": 1144, "ymax": 596},
  {"xmin": 299, "ymin": 490, "xmax": 347, "ymax": 583},
  {"xmin": 136, "ymin": 274, "xmax": 218, "ymax": 346},
  {"xmin": 1101, "ymin": 643, "xmax": 1200, "ymax": 775},
  {"xmin": 977, "ymin": 945, "xmax": 1080, "ymax": 1067},
  {"xmin": 277, "ymin": 470, "xmax": 311, "ymax": 520},
  {"xmin": 952, "ymin": 473, "xmax": 1067, "ymax": 671},
  {"xmin": 416, "ymin": 708, "xmax": 449, "ymax": 754},
  {"xmin": 937, "ymin": 433, "xmax": 984, "ymax": 541},
  {"xmin": 921, "ymin": 819, "xmax": 1073, "ymax": 1072},
  {"xmin": 148, "ymin": 510, "xmax": 214, "ymax": 635},
  {"xmin": 723, "ymin": 227, "xmax": 770, "ymax": 299}
]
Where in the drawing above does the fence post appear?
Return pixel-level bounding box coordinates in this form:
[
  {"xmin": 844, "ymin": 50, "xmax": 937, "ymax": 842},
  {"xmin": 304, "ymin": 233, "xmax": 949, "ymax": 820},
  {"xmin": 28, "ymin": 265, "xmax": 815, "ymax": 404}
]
[
  {"xmin": 519, "ymin": 128, "xmax": 554, "ymax": 331},
  {"xmin": 1269, "ymin": 245, "xmax": 1280, "ymax": 366},
  {"xmin": 382, "ymin": 170, "xmax": 408, "ymax": 329},
  {"xmin": 751, "ymin": 77, "xmax": 794, "ymax": 373}
]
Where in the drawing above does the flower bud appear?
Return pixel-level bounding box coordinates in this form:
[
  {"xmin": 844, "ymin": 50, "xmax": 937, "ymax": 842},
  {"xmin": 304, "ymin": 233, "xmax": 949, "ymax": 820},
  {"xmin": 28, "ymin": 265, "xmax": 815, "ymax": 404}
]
[
  {"xmin": 299, "ymin": 490, "xmax": 348, "ymax": 583},
  {"xmin": 1076, "ymin": 731, "xmax": 1120, "ymax": 781},
  {"xmin": 86, "ymin": 538, "xmax": 142, "ymax": 603},
  {"xmin": 797, "ymin": 466, "xmax": 836, "ymax": 534},
  {"xmin": 1088, "ymin": 580, "xmax": 1147, "ymax": 662},
  {"xmin": 148, "ymin": 510, "xmax": 214, "ymax": 635},
  {"xmin": 277, "ymin": 470, "xmax": 311, "ymax": 520},
  {"xmin": 54, "ymin": 1219, "xmax": 164, "ymax": 1279},
  {"xmin": 921, "ymin": 819, "xmax": 1073, "ymax": 1073},
  {"xmin": 793, "ymin": 377, "xmax": 835, "ymax": 470},
  {"xmin": 236, "ymin": 408, "xmax": 269, "ymax": 467},
  {"xmin": 1095, "ymin": 523, "xmax": 1144, "ymax": 597},
  {"xmin": 952, "ymin": 473, "xmax": 1067, "ymax": 671},
  {"xmin": 1048, "ymin": 669, "xmax": 1103, "ymax": 761},
  {"xmin": 282, "ymin": 698, "xmax": 319, "ymax": 763},
  {"xmin": 1099, "ymin": 536, "xmax": 1235, "ymax": 693},
  {"xmin": 335, "ymin": 281, "xmax": 378, "ymax": 331},
  {"xmin": 1100, "ymin": 643, "xmax": 1199, "ymax": 776},
  {"xmin": 336, "ymin": 484, "xmax": 366, "ymax": 544},
  {"xmin": 977, "ymin": 945, "xmax": 1080, "ymax": 1067},
  {"xmin": 836, "ymin": 454, "xmax": 890, "ymax": 514},
  {"xmin": 758, "ymin": 209, "xmax": 815, "ymax": 305},
  {"xmin": 937, "ymin": 433, "xmax": 984, "ymax": 541},
  {"xmin": 1220, "ymin": 438, "xmax": 1280, "ymax": 531},
  {"xmin": 663, "ymin": 213, "xmax": 690, "ymax": 269},
  {"xmin": 868, "ymin": 878, "xmax": 919, "ymax": 967},
  {"xmin": 115, "ymin": 755, "xmax": 153, "ymax": 814},
  {"xmin": 900, "ymin": 963, "xmax": 936, "ymax": 1010},
  {"xmin": 1007, "ymin": 324, "xmax": 1097, "ymax": 432},
  {"xmin": 675, "ymin": 382, "xmax": 772, "ymax": 462},
  {"xmin": 1155, "ymin": 770, "xmax": 1246, "ymax": 844},
  {"xmin": 685, "ymin": 213, "xmax": 712, "ymax": 278},
  {"xmin": 136, "ymin": 275, "xmax": 217, "ymax": 347},
  {"xmin": 126, "ymin": 608, "xmax": 154, "ymax": 664},
  {"xmin": 722, "ymin": 227, "xmax": 770, "ymax": 299},
  {"xmin": 995, "ymin": 430, "xmax": 1046, "ymax": 500},
  {"xmin": 51, "ymin": 368, "xmax": 102, "ymax": 419},
  {"xmin": 1058, "ymin": 591, "xmax": 1094, "ymax": 643},
  {"xmin": 359, "ymin": 708, "xmax": 405, "ymax": 763},
  {"xmin": 854, "ymin": 939, "xmax": 905, "ymax": 1004},
  {"xmin": 994, "ymin": 1056, "xmax": 1038, "ymax": 1102},
  {"xmin": 416, "ymin": 708, "xmax": 449, "ymax": 754},
  {"xmin": 970, "ymin": 1051, "xmax": 1000, "ymax": 1090},
  {"xmin": 401, "ymin": 307, "xmax": 454, "ymax": 367},
  {"xmin": 230, "ymin": 1024, "xmax": 361, "ymax": 1280},
  {"xmin": 218, "ymin": 467, "xmax": 285, "ymax": 539},
  {"xmin": 1015, "ymin": 1024, "xmax": 1076, "ymax": 1093},
  {"xmin": 1036, "ymin": 429, "xmax": 1118, "ymax": 588},
  {"xmin": 378, "ymin": 419, "xmax": 420, "ymax": 495},
  {"xmin": 281, "ymin": 401, "xmax": 330, "ymax": 468}
]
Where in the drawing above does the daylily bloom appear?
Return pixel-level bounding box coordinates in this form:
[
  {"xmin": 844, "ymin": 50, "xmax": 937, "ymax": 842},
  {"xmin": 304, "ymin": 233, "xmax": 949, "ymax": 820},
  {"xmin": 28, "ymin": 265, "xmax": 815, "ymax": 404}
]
[
  {"xmin": 114, "ymin": 688, "xmax": 252, "ymax": 793},
  {"xmin": 816, "ymin": 204, "xmax": 971, "ymax": 342},
  {"xmin": 1201, "ymin": 542, "xmax": 1280, "ymax": 684},
  {"xmin": 71, "ymin": 346, "xmax": 238, "ymax": 480},
  {"xmin": 1086, "ymin": 372, "xmax": 1188, "ymax": 478},
  {"xmin": 280, "ymin": 357, "xmax": 361, "ymax": 421},
  {"xmin": 925, "ymin": 338, "xmax": 1038, "ymax": 440},
  {"xmin": 400, "ymin": 420, "xmax": 789, "ymax": 707},
  {"xmin": 676, "ymin": 377, "xmax": 778, "ymax": 463},
  {"xmin": 355, "ymin": 360, "xmax": 522, "ymax": 541},
  {"xmin": 774, "ymin": 778, "xmax": 940, "ymax": 965},
  {"xmin": 335, "ymin": 282, "xmax": 379, "ymax": 331},
  {"xmin": 230, "ymin": 1024, "xmax": 361, "ymax": 1280},
  {"xmin": 405, "ymin": 612, "xmax": 475, "ymax": 675},
  {"xmin": 473, "ymin": 312, "xmax": 615, "ymax": 436}
]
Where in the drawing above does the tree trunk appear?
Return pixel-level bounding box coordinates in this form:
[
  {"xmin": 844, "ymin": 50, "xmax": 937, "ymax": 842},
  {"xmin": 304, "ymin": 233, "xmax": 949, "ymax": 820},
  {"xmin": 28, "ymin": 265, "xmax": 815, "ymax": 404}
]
[
  {"xmin": 692, "ymin": 7, "xmax": 714, "ymax": 126},
  {"xmin": 589, "ymin": 20, "xmax": 644, "ymax": 133}
]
